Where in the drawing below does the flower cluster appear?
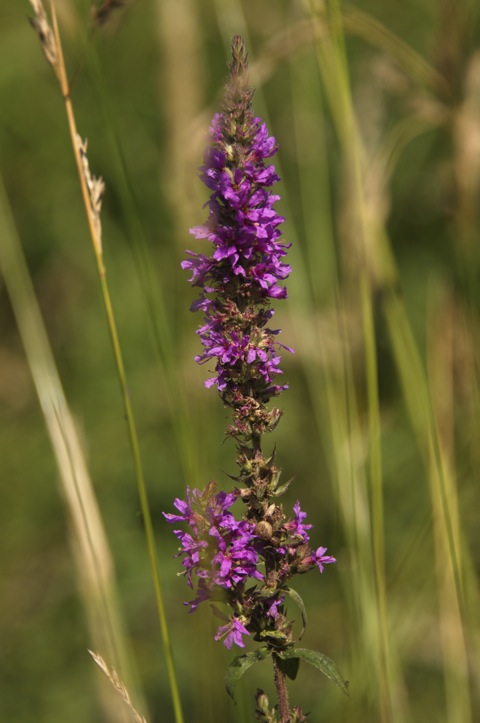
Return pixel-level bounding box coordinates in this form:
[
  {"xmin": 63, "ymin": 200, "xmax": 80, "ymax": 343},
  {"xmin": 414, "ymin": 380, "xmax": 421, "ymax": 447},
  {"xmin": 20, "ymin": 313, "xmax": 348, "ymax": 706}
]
[
  {"xmin": 184, "ymin": 114, "xmax": 290, "ymax": 303},
  {"xmin": 164, "ymin": 482, "xmax": 261, "ymax": 608},
  {"xmin": 181, "ymin": 39, "xmax": 293, "ymax": 427},
  {"xmin": 164, "ymin": 483, "xmax": 335, "ymax": 650}
]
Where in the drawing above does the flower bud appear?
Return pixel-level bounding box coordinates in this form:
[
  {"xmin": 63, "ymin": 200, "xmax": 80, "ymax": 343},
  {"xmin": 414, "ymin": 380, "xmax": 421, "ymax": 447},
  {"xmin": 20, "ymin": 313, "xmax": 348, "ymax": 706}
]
[
  {"xmin": 291, "ymin": 706, "xmax": 308, "ymax": 722},
  {"xmin": 255, "ymin": 689, "xmax": 270, "ymax": 715},
  {"xmin": 266, "ymin": 503, "xmax": 276, "ymax": 518},
  {"xmin": 255, "ymin": 520, "xmax": 273, "ymax": 540},
  {"xmin": 238, "ymin": 487, "xmax": 252, "ymax": 502}
]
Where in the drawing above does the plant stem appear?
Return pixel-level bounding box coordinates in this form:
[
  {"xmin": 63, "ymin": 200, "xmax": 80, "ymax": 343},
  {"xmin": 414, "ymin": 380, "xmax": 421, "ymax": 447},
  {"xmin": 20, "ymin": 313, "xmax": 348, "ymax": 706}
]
[
  {"xmin": 273, "ymin": 654, "xmax": 290, "ymax": 723},
  {"xmin": 46, "ymin": 3, "xmax": 184, "ymax": 722}
]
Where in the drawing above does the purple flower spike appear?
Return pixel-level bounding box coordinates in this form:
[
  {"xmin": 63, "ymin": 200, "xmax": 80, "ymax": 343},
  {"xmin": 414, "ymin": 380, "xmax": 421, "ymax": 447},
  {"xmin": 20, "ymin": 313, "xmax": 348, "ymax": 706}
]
[
  {"xmin": 165, "ymin": 39, "xmax": 337, "ymax": 684},
  {"xmin": 182, "ymin": 40, "xmax": 293, "ymax": 422}
]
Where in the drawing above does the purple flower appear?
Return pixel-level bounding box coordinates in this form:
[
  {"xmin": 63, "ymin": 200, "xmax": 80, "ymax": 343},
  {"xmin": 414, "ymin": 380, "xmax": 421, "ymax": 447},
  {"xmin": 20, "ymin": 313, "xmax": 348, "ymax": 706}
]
[
  {"xmin": 209, "ymin": 519, "xmax": 263, "ymax": 589},
  {"xmin": 283, "ymin": 501, "xmax": 313, "ymax": 542},
  {"xmin": 309, "ymin": 547, "xmax": 336, "ymax": 573},
  {"xmin": 171, "ymin": 530, "xmax": 208, "ymax": 587},
  {"xmin": 163, "ymin": 487, "xmax": 195, "ymax": 526},
  {"xmin": 214, "ymin": 616, "xmax": 250, "ymax": 649},
  {"xmin": 264, "ymin": 595, "xmax": 284, "ymax": 619},
  {"xmin": 185, "ymin": 583, "xmax": 210, "ymax": 613}
]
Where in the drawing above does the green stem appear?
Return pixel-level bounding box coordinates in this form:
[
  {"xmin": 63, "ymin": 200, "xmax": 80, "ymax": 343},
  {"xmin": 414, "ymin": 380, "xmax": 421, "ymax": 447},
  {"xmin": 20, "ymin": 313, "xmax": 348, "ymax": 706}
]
[
  {"xmin": 97, "ymin": 274, "xmax": 184, "ymax": 723},
  {"xmin": 48, "ymin": 3, "xmax": 184, "ymax": 721}
]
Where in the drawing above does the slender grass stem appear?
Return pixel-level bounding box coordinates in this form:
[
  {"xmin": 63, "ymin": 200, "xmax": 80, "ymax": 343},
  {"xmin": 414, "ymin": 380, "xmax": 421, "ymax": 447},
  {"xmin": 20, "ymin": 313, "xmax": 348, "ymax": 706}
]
[
  {"xmin": 306, "ymin": 2, "xmax": 397, "ymax": 718},
  {"xmin": 46, "ymin": 3, "xmax": 184, "ymax": 721},
  {"xmin": 75, "ymin": 30, "xmax": 200, "ymax": 485},
  {"xmin": 360, "ymin": 274, "xmax": 391, "ymax": 721},
  {"xmin": 305, "ymin": 2, "xmax": 473, "ymax": 718}
]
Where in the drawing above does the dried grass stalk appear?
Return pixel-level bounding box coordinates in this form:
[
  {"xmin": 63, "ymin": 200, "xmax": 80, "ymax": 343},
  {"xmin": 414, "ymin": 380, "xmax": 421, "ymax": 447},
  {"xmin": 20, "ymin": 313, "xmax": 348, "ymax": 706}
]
[
  {"xmin": 76, "ymin": 135, "xmax": 105, "ymax": 250},
  {"xmin": 89, "ymin": 651, "xmax": 148, "ymax": 723},
  {"xmin": 28, "ymin": 0, "xmax": 58, "ymax": 71}
]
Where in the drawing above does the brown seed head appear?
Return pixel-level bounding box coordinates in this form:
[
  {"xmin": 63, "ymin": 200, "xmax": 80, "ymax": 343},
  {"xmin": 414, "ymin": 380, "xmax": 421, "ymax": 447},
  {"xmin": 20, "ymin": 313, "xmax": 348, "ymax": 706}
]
[{"xmin": 255, "ymin": 520, "xmax": 273, "ymax": 540}]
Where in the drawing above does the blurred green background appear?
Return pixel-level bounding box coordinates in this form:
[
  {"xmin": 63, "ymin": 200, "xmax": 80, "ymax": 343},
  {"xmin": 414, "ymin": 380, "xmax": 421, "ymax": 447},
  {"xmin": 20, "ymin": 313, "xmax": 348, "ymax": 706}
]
[{"xmin": 1, "ymin": 1, "xmax": 480, "ymax": 721}]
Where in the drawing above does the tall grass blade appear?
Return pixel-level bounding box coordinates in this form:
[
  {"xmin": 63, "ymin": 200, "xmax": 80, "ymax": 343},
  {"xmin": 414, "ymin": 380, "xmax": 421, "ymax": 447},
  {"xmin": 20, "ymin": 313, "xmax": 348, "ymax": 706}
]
[
  {"xmin": 0, "ymin": 171, "xmax": 139, "ymax": 723},
  {"xmin": 28, "ymin": 2, "xmax": 184, "ymax": 720},
  {"xmin": 304, "ymin": 1, "xmax": 474, "ymax": 718}
]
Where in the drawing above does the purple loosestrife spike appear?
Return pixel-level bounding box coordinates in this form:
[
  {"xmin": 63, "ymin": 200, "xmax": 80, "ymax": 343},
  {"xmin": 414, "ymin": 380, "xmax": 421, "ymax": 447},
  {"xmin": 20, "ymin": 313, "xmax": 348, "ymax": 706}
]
[
  {"xmin": 181, "ymin": 36, "xmax": 293, "ymax": 436},
  {"xmin": 165, "ymin": 35, "xmax": 341, "ymax": 721}
]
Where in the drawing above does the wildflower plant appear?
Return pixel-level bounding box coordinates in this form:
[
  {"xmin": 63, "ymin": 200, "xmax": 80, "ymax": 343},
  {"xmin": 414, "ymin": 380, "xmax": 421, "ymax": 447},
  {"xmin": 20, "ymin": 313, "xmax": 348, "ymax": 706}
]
[{"xmin": 165, "ymin": 36, "xmax": 348, "ymax": 721}]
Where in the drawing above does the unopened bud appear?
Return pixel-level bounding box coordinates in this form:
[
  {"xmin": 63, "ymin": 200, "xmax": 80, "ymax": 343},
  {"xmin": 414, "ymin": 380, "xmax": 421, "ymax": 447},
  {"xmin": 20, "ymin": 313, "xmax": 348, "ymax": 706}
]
[
  {"xmin": 255, "ymin": 689, "xmax": 270, "ymax": 714},
  {"xmin": 255, "ymin": 520, "xmax": 273, "ymax": 540},
  {"xmin": 291, "ymin": 706, "xmax": 308, "ymax": 722},
  {"xmin": 265, "ymin": 503, "xmax": 276, "ymax": 518}
]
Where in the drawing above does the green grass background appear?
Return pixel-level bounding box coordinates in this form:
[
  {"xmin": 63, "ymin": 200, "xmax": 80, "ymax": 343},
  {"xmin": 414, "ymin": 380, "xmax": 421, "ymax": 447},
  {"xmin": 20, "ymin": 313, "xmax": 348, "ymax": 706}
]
[{"xmin": 1, "ymin": 1, "xmax": 480, "ymax": 721}]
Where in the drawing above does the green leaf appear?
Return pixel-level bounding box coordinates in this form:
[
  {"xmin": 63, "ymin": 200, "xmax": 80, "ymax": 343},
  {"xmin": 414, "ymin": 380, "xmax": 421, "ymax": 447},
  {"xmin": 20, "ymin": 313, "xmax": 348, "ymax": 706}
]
[
  {"xmin": 280, "ymin": 648, "xmax": 349, "ymax": 696},
  {"xmin": 277, "ymin": 654, "xmax": 300, "ymax": 681},
  {"xmin": 285, "ymin": 587, "xmax": 308, "ymax": 638},
  {"xmin": 273, "ymin": 477, "xmax": 294, "ymax": 497},
  {"xmin": 225, "ymin": 647, "xmax": 271, "ymax": 702}
]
